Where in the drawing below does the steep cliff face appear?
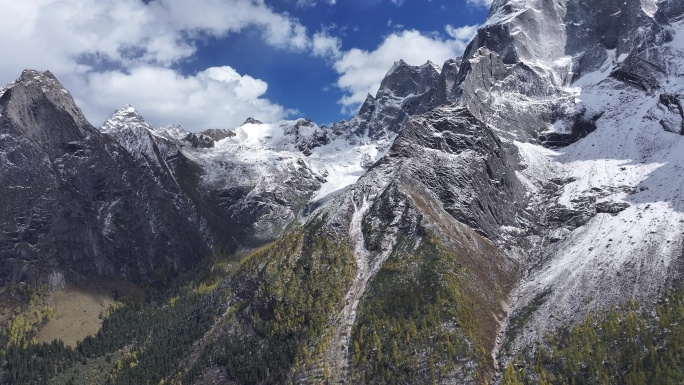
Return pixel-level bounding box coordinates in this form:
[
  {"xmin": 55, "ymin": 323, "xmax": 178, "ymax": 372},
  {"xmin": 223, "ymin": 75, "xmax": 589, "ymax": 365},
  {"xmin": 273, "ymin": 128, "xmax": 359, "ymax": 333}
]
[
  {"xmin": 445, "ymin": 0, "xmax": 684, "ymax": 361},
  {"xmin": 5, "ymin": 1, "xmax": 684, "ymax": 384},
  {"xmin": 244, "ymin": 104, "xmax": 528, "ymax": 383},
  {"xmin": 344, "ymin": 60, "xmax": 444, "ymax": 141},
  {"xmin": 0, "ymin": 71, "xmax": 212, "ymax": 287},
  {"xmin": 100, "ymin": 106, "xmax": 240, "ymax": 252},
  {"xmin": 454, "ymin": 0, "xmax": 677, "ymax": 145},
  {"xmin": 98, "ymin": 59, "xmax": 456, "ymax": 246}
]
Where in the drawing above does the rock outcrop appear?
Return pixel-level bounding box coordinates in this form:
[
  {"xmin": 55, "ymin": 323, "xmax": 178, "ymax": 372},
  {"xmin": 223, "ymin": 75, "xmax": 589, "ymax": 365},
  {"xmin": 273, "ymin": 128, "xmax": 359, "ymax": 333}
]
[{"xmin": 0, "ymin": 71, "xmax": 213, "ymax": 287}]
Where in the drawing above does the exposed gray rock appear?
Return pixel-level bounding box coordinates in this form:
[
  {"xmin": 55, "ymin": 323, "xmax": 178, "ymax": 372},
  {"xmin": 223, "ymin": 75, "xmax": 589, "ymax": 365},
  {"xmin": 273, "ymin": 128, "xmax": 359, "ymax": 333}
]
[
  {"xmin": 595, "ymin": 201, "xmax": 631, "ymax": 215},
  {"xmin": 184, "ymin": 132, "xmax": 215, "ymax": 148},
  {"xmin": 242, "ymin": 117, "xmax": 262, "ymax": 125},
  {"xmin": 455, "ymin": 0, "xmax": 684, "ymax": 368},
  {"xmin": 653, "ymin": 93, "xmax": 684, "ymax": 134},
  {"xmin": 100, "ymin": 106, "xmax": 239, "ymax": 251},
  {"xmin": 201, "ymin": 128, "xmax": 235, "ymax": 142},
  {"xmin": 381, "ymin": 105, "xmax": 532, "ymax": 240},
  {"xmin": 450, "ymin": 0, "xmax": 681, "ymax": 146},
  {"xmin": 284, "ymin": 118, "xmax": 331, "ymax": 155},
  {"xmin": 435, "ymin": 58, "xmax": 461, "ymax": 105},
  {"xmin": 102, "ymin": 107, "xmax": 322, "ymax": 248},
  {"xmin": 344, "ymin": 60, "xmax": 441, "ymax": 141},
  {"xmin": 0, "ymin": 70, "xmax": 213, "ymax": 286},
  {"xmin": 314, "ymin": 104, "xmax": 525, "ymax": 382}
]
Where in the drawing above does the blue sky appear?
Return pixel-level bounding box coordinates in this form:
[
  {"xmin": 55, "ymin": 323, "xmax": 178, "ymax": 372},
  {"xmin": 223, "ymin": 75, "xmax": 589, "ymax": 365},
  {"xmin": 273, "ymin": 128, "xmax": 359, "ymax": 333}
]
[{"xmin": 0, "ymin": 0, "xmax": 491, "ymax": 130}]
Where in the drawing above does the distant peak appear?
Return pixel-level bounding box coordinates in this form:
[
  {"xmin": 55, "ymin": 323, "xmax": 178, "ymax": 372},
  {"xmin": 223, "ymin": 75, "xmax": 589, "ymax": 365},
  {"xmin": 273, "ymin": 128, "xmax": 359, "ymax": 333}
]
[
  {"xmin": 112, "ymin": 104, "xmax": 146, "ymax": 120},
  {"xmin": 242, "ymin": 117, "xmax": 263, "ymax": 125},
  {"xmin": 424, "ymin": 60, "xmax": 441, "ymax": 73},
  {"xmin": 159, "ymin": 124, "xmax": 189, "ymax": 135},
  {"xmin": 0, "ymin": 83, "xmax": 12, "ymax": 98},
  {"xmin": 14, "ymin": 69, "xmax": 69, "ymax": 95},
  {"xmin": 201, "ymin": 128, "xmax": 236, "ymax": 141},
  {"xmin": 19, "ymin": 69, "xmax": 57, "ymax": 82},
  {"xmin": 388, "ymin": 59, "xmax": 408, "ymax": 73},
  {"xmin": 101, "ymin": 105, "xmax": 151, "ymax": 133}
]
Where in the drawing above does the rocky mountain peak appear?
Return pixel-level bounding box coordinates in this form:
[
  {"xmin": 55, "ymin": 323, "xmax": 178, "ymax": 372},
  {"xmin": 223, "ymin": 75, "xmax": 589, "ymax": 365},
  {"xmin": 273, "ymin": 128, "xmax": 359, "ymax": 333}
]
[
  {"xmin": 16, "ymin": 69, "xmax": 64, "ymax": 91},
  {"xmin": 155, "ymin": 124, "xmax": 190, "ymax": 141},
  {"xmin": 436, "ymin": 57, "xmax": 461, "ymax": 105},
  {"xmin": 101, "ymin": 104, "xmax": 152, "ymax": 134},
  {"xmin": 426, "ymin": 60, "xmax": 441, "ymax": 72},
  {"xmin": 452, "ymin": 0, "xmax": 684, "ymax": 146},
  {"xmin": 468, "ymin": 0, "xmax": 675, "ymax": 87},
  {"xmin": 658, "ymin": 0, "xmax": 684, "ymax": 21},
  {"xmin": 200, "ymin": 128, "xmax": 235, "ymax": 142},
  {"xmin": 242, "ymin": 117, "xmax": 263, "ymax": 125},
  {"xmin": 0, "ymin": 69, "xmax": 97, "ymax": 156},
  {"xmin": 377, "ymin": 59, "xmax": 440, "ymax": 98},
  {"xmin": 342, "ymin": 59, "xmax": 444, "ymax": 140}
]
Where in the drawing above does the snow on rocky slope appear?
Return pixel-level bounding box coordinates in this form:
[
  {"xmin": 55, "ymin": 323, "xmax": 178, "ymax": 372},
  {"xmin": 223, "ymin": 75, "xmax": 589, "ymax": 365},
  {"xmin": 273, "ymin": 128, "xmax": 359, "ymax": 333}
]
[
  {"xmin": 95, "ymin": 0, "xmax": 684, "ymax": 364},
  {"xmin": 98, "ymin": 59, "xmax": 453, "ymax": 245},
  {"xmin": 100, "ymin": 107, "xmax": 392, "ymax": 242},
  {"xmin": 448, "ymin": 0, "xmax": 684, "ymax": 356},
  {"xmin": 0, "ymin": 70, "xmax": 215, "ymax": 286},
  {"xmin": 7, "ymin": 1, "xmax": 684, "ymax": 381},
  {"xmin": 196, "ymin": 118, "xmax": 390, "ymax": 204}
]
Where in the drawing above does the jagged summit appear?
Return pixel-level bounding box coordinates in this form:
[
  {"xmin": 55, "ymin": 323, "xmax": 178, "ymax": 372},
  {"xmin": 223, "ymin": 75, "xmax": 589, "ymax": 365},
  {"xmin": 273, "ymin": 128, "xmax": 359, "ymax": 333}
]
[
  {"xmin": 156, "ymin": 124, "xmax": 190, "ymax": 141},
  {"xmin": 242, "ymin": 117, "xmax": 263, "ymax": 125},
  {"xmin": 378, "ymin": 59, "xmax": 439, "ymax": 97},
  {"xmin": 425, "ymin": 60, "xmax": 441, "ymax": 73},
  {"xmin": 101, "ymin": 104, "xmax": 152, "ymax": 134},
  {"xmin": 7, "ymin": 1, "xmax": 684, "ymax": 383},
  {"xmin": 0, "ymin": 68, "xmax": 97, "ymax": 155},
  {"xmin": 200, "ymin": 128, "xmax": 235, "ymax": 142},
  {"xmin": 16, "ymin": 69, "xmax": 65, "ymax": 90},
  {"xmin": 387, "ymin": 59, "xmax": 407, "ymax": 73},
  {"xmin": 344, "ymin": 59, "xmax": 449, "ymax": 140},
  {"xmin": 0, "ymin": 69, "xmax": 217, "ymax": 288},
  {"xmin": 451, "ymin": 0, "xmax": 684, "ymax": 145}
]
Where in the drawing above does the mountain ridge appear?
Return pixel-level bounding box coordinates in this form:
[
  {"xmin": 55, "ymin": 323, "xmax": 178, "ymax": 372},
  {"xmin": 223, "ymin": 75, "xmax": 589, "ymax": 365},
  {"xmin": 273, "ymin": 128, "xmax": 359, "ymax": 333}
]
[{"xmin": 3, "ymin": 0, "xmax": 684, "ymax": 383}]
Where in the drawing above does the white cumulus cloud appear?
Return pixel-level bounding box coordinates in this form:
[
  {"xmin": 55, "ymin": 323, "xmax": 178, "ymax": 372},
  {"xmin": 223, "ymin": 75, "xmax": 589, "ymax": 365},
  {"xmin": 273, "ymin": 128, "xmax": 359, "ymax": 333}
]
[
  {"xmin": 312, "ymin": 32, "xmax": 343, "ymax": 60},
  {"xmin": 82, "ymin": 66, "xmax": 289, "ymax": 130},
  {"xmin": 466, "ymin": 0, "xmax": 494, "ymax": 8},
  {"xmin": 0, "ymin": 0, "xmax": 311, "ymax": 130},
  {"xmin": 0, "ymin": 0, "xmax": 485, "ymax": 128},
  {"xmin": 445, "ymin": 24, "xmax": 479, "ymax": 41}
]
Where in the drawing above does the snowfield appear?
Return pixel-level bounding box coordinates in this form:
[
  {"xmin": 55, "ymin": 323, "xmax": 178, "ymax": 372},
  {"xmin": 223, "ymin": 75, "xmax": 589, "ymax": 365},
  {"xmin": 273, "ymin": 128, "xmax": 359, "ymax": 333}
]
[
  {"xmin": 506, "ymin": 31, "xmax": 684, "ymax": 349},
  {"xmin": 102, "ymin": 107, "xmax": 395, "ymax": 205},
  {"xmin": 187, "ymin": 120, "xmax": 394, "ymax": 203}
]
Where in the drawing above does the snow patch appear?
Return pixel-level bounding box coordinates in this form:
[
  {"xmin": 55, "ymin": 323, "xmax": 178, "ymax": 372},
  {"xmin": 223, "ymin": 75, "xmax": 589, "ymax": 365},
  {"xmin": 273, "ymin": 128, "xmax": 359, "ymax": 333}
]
[
  {"xmin": 668, "ymin": 21, "xmax": 684, "ymax": 50},
  {"xmin": 640, "ymin": 0, "xmax": 658, "ymax": 18},
  {"xmin": 509, "ymin": 51, "xmax": 684, "ymax": 349}
]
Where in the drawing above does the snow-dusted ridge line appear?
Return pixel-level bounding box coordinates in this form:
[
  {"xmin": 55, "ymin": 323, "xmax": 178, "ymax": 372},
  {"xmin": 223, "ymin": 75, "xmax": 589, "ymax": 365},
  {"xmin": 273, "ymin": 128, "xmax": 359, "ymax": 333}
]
[
  {"xmin": 492, "ymin": 2, "xmax": 684, "ymax": 354},
  {"xmin": 100, "ymin": 104, "xmax": 394, "ymax": 204},
  {"xmin": 196, "ymin": 120, "xmax": 393, "ymax": 203}
]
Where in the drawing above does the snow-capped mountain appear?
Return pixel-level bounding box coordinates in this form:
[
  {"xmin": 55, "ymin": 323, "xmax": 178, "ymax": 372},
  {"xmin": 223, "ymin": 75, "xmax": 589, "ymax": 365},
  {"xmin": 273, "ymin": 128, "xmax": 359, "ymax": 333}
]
[
  {"xmin": 96, "ymin": 60, "xmax": 441, "ymax": 244},
  {"xmin": 343, "ymin": 59, "xmax": 450, "ymax": 141},
  {"xmin": 0, "ymin": 70, "xmax": 215, "ymax": 287},
  {"xmin": 452, "ymin": 0, "xmax": 684, "ymax": 356},
  {"xmin": 3, "ymin": 0, "xmax": 684, "ymax": 383}
]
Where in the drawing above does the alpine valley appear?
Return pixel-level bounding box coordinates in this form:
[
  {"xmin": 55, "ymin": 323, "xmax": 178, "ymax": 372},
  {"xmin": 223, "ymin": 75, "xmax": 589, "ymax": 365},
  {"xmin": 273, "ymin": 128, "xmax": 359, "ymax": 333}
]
[{"xmin": 2, "ymin": 0, "xmax": 684, "ymax": 384}]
